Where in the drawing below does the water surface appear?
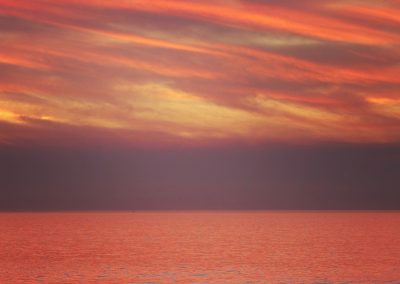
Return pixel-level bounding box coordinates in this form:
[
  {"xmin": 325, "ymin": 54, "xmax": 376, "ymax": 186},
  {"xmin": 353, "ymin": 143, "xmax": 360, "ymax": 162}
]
[{"xmin": 0, "ymin": 212, "xmax": 399, "ymax": 283}]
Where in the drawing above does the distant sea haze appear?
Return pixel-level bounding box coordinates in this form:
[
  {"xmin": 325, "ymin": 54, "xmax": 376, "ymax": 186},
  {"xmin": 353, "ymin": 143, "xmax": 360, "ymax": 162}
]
[{"xmin": 1, "ymin": 211, "xmax": 399, "ymax": 283}]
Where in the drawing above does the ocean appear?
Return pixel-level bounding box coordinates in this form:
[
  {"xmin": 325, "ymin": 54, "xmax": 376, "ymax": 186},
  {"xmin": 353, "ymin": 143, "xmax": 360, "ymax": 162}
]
[{"xmin": 1, "ymin": 211, "xmax": 399, "ymax": 283}]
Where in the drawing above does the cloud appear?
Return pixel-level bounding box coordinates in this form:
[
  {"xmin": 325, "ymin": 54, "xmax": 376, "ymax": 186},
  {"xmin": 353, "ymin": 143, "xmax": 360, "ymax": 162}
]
[{"xmin": 0, "ymin": 0, "xmax": 399, "ymax": 145}]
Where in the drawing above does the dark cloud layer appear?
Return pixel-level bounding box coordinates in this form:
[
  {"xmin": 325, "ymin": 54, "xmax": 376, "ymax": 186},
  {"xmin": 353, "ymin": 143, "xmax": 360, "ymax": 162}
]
[{"xmin": 1, "ymin": 144, "xmax": 399, "ymax": 210}]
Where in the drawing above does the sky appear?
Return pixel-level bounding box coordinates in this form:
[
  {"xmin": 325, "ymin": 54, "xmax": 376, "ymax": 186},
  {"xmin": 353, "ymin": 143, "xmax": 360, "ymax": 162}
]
[{"xmin": 0, "ymin": 0, "xmax": 399, "ymax": 210}]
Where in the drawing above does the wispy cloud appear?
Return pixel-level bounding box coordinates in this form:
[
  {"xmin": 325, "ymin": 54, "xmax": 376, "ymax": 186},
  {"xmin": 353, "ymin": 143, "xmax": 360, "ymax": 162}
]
[{"xmin": 0, "ymin": 0, "xmax": 399, "ymax": 145}]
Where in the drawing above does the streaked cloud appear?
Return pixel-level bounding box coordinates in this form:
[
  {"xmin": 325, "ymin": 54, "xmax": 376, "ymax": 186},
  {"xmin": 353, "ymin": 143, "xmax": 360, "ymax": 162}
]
[{"xmin": 0, "ymin": 0, "xmax": 399, "ymax": 145}]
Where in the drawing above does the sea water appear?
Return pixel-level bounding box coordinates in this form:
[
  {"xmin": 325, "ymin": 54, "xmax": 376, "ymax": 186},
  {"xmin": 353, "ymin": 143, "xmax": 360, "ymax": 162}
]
[{"xmin": 0, "ymin": 211, "xmax": 399, "ymax": 283}]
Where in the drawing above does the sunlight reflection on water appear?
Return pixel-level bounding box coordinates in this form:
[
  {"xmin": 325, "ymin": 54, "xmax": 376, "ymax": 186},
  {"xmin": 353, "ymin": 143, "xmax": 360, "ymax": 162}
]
[{"xmin": 0, "ymin": 211, "xmax": 399, "ymax": 283}]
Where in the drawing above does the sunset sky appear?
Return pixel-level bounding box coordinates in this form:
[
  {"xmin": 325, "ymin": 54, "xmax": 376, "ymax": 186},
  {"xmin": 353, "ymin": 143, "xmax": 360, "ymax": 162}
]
[{"xmin": 0, "ymin": 0, "xmax": 399, "ymax": 210}]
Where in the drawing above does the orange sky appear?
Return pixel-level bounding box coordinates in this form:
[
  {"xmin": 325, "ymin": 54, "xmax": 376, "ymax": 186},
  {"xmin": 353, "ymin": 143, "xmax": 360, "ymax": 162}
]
[{"xmin": 0, "ymin": 0, "xmax": 400, "ymax": 146}]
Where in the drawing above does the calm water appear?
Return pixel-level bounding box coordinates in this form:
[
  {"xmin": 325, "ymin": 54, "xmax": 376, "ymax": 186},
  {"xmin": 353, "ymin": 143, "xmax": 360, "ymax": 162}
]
[{"xmin": 0, "ymin": 212, "xmax": 399, "ymax": 283}]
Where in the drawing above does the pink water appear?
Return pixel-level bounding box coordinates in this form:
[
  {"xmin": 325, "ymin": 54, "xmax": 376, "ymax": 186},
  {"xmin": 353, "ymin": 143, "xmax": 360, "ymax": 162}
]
[{"xmin": 1, "ymin": 212, "xmax": 399, "ymax": 283}]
